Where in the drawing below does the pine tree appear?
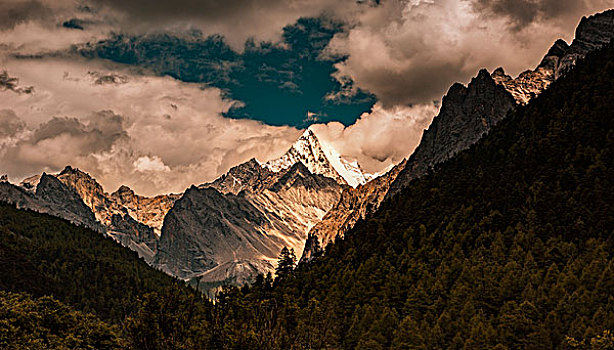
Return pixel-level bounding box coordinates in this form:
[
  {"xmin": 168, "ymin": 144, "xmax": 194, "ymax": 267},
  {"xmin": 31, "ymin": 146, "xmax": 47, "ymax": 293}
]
[{"xmin": 275, "ymin": 247, "xmax": 296, "ymax": 279}]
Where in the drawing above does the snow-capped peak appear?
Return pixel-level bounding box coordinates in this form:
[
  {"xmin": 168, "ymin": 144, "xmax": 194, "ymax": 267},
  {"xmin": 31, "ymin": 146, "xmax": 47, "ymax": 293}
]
[{"xmin": 263, "ymin": 127, "xmax": 370, "ymax": 187}]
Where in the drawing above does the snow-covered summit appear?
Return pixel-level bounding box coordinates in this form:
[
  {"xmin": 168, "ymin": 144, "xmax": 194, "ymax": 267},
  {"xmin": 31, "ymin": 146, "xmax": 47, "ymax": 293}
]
[{"xmin": 263, "ymin": 127, "xmax": 371, "ymax": 187}]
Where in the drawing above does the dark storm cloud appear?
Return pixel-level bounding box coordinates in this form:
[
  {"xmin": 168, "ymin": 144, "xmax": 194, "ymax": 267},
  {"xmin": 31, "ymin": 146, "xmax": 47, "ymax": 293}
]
[
  {"xmin": 0, "ymin": 110, "xmax": 129, "ymax": 182},
  {"xmin": 0, "ymin": 71, "xmax": 33, "ymax": 94},
  {"xmin": 0, "ymin": 0, "xmax": 49, "ymax": 30},
  {"xmin": 472, "ymin": 0, "xmax": 591, "ymax": 30},
  {"xmin": 30, "ymin": 111, "xmax": 127, "ymax": 154},
  {"xmin": 87, "ymin": 0, "xmax": 359, "ymax": 47},
  {"xmin": 94, "ymin": 0, "xmax": 271, "ymax": 21},
  {"xmin": 327, "ymin": 0, "xmax": 614, "ymax": 107}
]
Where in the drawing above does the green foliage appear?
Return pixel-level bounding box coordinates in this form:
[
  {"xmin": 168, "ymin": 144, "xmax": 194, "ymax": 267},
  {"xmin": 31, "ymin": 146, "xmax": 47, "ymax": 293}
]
[
  {"xmin": 275, "ymin": 246, "xmax": 297, "ymax": 279},
  {"xmin": 0, "ymin": 204, "xmax": 181, "ymax": 323},
  {"xmin": 203, "ymin": 43, "xmax": 614, "ymax": 348},
  {"xmin": 122, "ymin": 285, "xmax": 213, "ymax": 350},
  {"xmin": 0, "ymin": 291, "xmax": 120, "ymax": 349}
]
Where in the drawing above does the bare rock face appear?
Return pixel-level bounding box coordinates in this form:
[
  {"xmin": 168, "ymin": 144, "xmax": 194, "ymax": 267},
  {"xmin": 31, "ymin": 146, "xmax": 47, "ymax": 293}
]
[
  {"xmin": 0, "ymin": 174, "xmax": 101, "ymax": 232},
  {"xmin": 155, "ymin": 186, "xmax": 274, "ymax": 279},
  {"xmin": 199, "ymin": 158, "xmax": 277, "ymax": 195},
  {"xmin": 109, "ymin": 185, "xmax": 180, "ymax": 236},
  {"xmin": 35, "ymin": 173, "xmax": 102, "ymax": 231},
  {"xmin": 263, "ymin": 128, "xmax": 372, "ymax": 187},
  {"xmin": 56, "ymin": 166, "xmax": 179, "ymax": 237},
  {"xmin": 155, "ymin": 162, "xmax": 344, "ymax": 292},
  {"xmin": 491, "ymin": 40, "xmax": 569, "ymax": 105},
  {"xmin": 0, "ymin": 182, "xmax": 46, "ymax": 212},
  {"xmin": 492, "ymin": 10, "xmax": 614, "ymax": 106},
  {"xmin": 387, "ymin": 70, "xmax": 516, "ymax": 199},
  {"xmin": 19, "ymin": 174, "xmax": 42, "ymax": 194},
  {"xmin": 1, "ymin": 166, "xmax": 179, "ymax": 260},
  {"xmin": 301, "ymin": 160, "xmax": 406, "ymax": 262},
  {"xmin": 557, "ymin": 9, "xmax": 614, "ymax": 77},
  {"xmin": 109, "ymin": 213, "xmax": 158, "ymax": 263},
  {"xmin": 55, "ymin": 166, "xmax": 117, "ymax": 224},
  {"xmin": 387, "ymin": 9, "xmax": 614, "ymax": 199}
]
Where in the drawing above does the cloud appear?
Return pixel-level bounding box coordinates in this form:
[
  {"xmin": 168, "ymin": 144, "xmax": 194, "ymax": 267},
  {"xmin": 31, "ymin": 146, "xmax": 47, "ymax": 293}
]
[
  {"xmin": 133, "ymin": 155, "xmax": 170, "ymax": 173},
  {"xmin": 0, "ymin": 55, "xmax": 436, "ymax": 194},
  {"xmin": 0, "ymin": 57, "xmax": 301, "ymax": 195},
  {"xmin": 1, "ymin": 0, "xmax": 612, "ymax": 195},
  {"xmin": 0, "ymin": 70, "xmax": 33, "ymax": 94},
  {"xmin": 88, "ymin": 0, "xmax": 361, "ymax": 48},
  {"xmin": 325, "ymin": 0, "xmax": 614, "ymax": 106},
  {"xmin": 311, "ymin": 102, "xmax": 439, "ymax": 174},
  {"xmin": 3, "ymin": 0, "xmax": 610, "ymax": 108},
  {"xmin": 0, "ymin": 0, "xmax": 50, "ymax": 30},
  {"xmin": 0, "ymin": 110, "xmax": 128, "ymax": 178},
  {"xmin": 0, "ymin": 109, "xmax": 26, "ymax": 138},
  {"xmin": 472, "ymin": 0, "xmax": 611, "ymax": 30}
]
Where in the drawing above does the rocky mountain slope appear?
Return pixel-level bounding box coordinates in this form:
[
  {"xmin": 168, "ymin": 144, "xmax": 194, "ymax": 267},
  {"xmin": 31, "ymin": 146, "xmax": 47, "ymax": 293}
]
[
  {"xmin": 159, "ymin": 146, "xmax": 346, "ymax": 294},
  {"xmin": 301, "ymin": 160, "xmax": 406, "ymax": 261},
  {"xmin": 1, "ymin": 9, "xmax": 612, "ymax": 294},
  {"xmin": 0, "ymin": 127, "xmax": 351, "ymax": 293},
  {"xmin": 199, "ymin": 158, "xmax": 277, "ymax": 195},
  {"xmin": 0, "ymin": 166, "xmax": 178, "ymax": 262},
  {"xmin": 386, "ymin": 9, "xmax": 614, "ymax": 199},
  {"xmin": 0, "ymin": 174, "xmax": 101, "ymax": 232},
  {"xmin": 301, "ymin": 9, "xmax": 614, "ymax": 260}
]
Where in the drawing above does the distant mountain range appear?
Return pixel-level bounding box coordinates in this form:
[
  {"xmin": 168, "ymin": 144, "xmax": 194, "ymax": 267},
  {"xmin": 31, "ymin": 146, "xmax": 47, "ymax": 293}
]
[{"xmin": 1, "ymin": 9, "xmax": 613, "ymax": 295}]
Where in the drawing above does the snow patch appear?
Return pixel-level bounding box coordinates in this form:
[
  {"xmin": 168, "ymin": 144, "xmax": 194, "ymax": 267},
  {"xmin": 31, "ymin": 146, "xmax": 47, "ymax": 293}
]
[{"xmin": 263, "ymin": 127, "xmax": 372, "ymax": 187}]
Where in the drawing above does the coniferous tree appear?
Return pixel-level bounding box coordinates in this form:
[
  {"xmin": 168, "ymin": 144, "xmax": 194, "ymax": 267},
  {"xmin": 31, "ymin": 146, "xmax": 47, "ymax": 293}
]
[{"xmin": 275, "ymin": 247, "xmax": 296, "ymax": 279}]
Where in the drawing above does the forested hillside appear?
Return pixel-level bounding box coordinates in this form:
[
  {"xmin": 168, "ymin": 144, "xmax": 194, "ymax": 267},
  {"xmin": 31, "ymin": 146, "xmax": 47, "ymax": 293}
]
[
  {"xmin": 211, "ymin": 43, "xmax": 614, "ymax": 349},
  {"xmin": 0, "ymin": 204, "xmax": 182, "ymax": 323},
  {"xmin": 1, "ymin": 41, "xmax": 613, "ymax": 350},
  {"xmin": 0, "ymin": 291, "xmax": 121, "ymax": 349}
]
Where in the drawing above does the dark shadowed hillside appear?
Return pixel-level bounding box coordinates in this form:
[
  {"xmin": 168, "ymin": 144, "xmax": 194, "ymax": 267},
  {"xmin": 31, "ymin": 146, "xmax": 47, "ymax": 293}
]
[
  {"xmin": 0, "ymin": 203, "xmax": 181, "ymax": 323},
  {"xmin": 210, "ymin": 42, "xmax": 614, "ymax": 349}
]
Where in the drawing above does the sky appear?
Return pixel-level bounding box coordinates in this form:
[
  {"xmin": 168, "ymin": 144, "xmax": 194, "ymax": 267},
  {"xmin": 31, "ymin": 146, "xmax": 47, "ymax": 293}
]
[{"xmin": 0, "ymin": 0, "xmax": 612, "ymax": 196}]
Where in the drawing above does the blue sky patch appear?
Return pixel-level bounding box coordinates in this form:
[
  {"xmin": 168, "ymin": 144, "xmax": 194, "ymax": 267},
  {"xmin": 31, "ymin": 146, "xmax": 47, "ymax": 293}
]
[{"xmin": 80, "ymin": 17, "xmax": 376, "ymax": 127}]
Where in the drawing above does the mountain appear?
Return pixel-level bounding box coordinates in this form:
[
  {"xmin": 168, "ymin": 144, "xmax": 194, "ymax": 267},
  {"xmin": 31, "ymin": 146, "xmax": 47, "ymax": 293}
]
[
  {"xmin": 387, "ymin": 9, "xmax": 614, "ymax": 198},
  {"xmin": 0, "ymin": 127, "xmax": 355, "ymax": 293},
  {"xmin": 0, "ymin": 166, "xmax": 179, "ymax": 262},
  {"xmin": 148, "ymin": 128, "xmax": 377, "ymax": 294},
  {"xmin": 56, "ymin": 166, "xmax": 180, "ymax": 238},
  {"xmin": 0, "ymin": 173, "xmax": 102, "ymax": 232},
  {"xmin": 386, "ymin": 68, "xmax": 517, "ymax": 198},
  {"xmin": 301, "ymin": 159, "xmax": 406, "ymax": 261},
  {"xmin": 263, "ymin": 128, "xmax": 372, "ymax": 187},
  {"xmin": 2, "ymin": 10, "xmax": 612, "ymax": 297},
  {"xmin": 157, "ymin": 162, "xmax": 344, "ymax": 295},
  {"xmin": 210, "ymin": 39, "xmax": 614, "ymax": 349},
  {"xmin": 301, "ymin": 9, "xmax": 614, "ymax": 261},
  {"xmin": 199, "ymin": 158, "xmax": 277, "ymax": 195},
  {"xmin": 0, "ymin": 202, "xmax": 208, "ymax": 349},
  {"xmin": 302, "ymin": 52, "xmax": 521, "ymax": 258},
  {"xmin": 0, "ymin": 202, "xmax": 182, "ymax": 323},
  {"xmin": 5, "ymin": 37, "xmax": 613, "ymax": 349}
]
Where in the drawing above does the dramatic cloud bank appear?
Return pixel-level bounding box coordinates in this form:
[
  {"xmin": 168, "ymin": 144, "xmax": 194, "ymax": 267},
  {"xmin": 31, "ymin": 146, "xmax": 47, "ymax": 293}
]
[
  {"xmin": 1, "ymin": 0, "xmax": 612, "ymax": 195},
  {"xmin": 312, "ymin": 103, "xmax": 438, "ymax": 174},
  {"xmin": 326, "ymin": 0, "xmax": 613, "ymax": 106},
  {"xmin": 0, "ymin": 57, "xmax": 438, "ymax": 194},
  {"xmin": 0, "ymin": 58, "xmax": 301, "ymax": 195}
]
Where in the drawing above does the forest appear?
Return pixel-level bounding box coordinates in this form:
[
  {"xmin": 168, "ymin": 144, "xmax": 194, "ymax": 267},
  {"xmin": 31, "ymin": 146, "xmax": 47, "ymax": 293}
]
[{"xmin": 1, "ymin": 42, "xmax": 614, "ymax": 349}]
